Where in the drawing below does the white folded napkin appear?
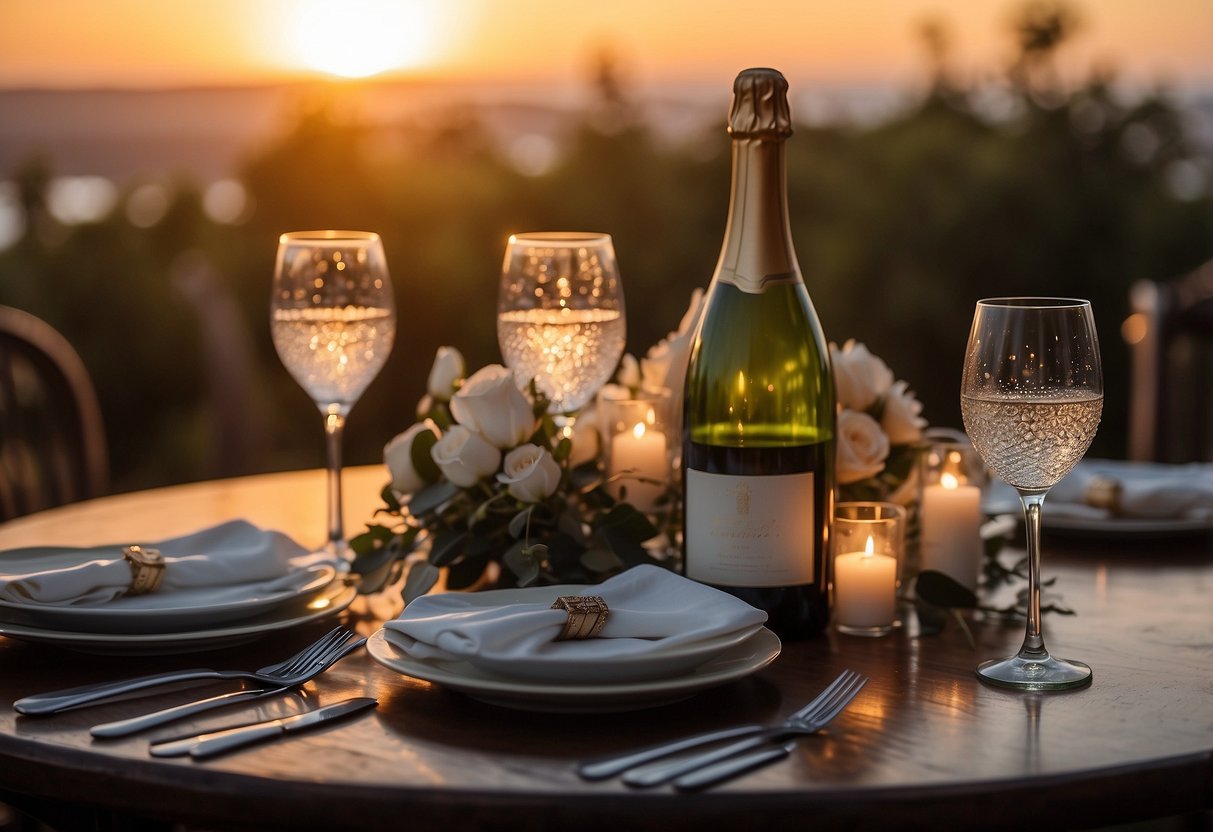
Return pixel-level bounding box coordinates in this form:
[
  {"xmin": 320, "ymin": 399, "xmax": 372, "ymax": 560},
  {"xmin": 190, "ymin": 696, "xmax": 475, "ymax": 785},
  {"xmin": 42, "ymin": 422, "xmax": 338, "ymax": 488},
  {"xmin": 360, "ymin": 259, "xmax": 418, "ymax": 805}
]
[
  {"xmin": 1048, "ymin": 463, "xmax": 1213, "ymax": 520},
  {"xmin": 383, "ymin": 564, "xmax": 767, "ymax": 681},
  {"xmin": 0, "ymin": 520, "xmax": 323, "ymax": 607}
]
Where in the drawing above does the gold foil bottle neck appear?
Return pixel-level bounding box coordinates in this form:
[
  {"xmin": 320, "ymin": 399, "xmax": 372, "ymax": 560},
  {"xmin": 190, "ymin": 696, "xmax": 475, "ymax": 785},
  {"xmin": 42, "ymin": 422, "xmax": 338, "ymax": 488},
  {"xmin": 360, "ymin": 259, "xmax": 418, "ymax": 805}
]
[{"xmin": 728, "ymin": 68, "xmax": 793, "ymax": 139}]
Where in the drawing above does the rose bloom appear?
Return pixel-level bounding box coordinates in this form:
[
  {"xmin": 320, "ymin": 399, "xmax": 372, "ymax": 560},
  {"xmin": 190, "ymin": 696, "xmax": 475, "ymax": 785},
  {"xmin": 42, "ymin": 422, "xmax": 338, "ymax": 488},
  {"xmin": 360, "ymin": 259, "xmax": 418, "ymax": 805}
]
[
  {"xmin": 431, "ymin": 425, "xmax": 502, "ymax": 487},
  {"xmin": 449, "ymin": 364, "xmax": 535, "ymax": 449},
  {"xmin": 383, "ymin": 420, "xmax": 441, "ymax": 496},
  {"xmin": 426, "ymin": 346, "xmax": 465, "ymax": 401},
  {"xmin": 831, "ymin": 339, "xmax": 894, "ymax": 412},
  {"xmin": 836, "ymin": 409, "xmax": 890, "ymax": 485},
  {"xmin": 882, "ymin": 380, "xmax": 927, "ymax": 445},
  {"xmin": 641, "ymin": 287, "xmax": 704, "ymax": 394},
  {"xmin": 497, "ymin": 444, "xmax": 562, "ymax": 503}
]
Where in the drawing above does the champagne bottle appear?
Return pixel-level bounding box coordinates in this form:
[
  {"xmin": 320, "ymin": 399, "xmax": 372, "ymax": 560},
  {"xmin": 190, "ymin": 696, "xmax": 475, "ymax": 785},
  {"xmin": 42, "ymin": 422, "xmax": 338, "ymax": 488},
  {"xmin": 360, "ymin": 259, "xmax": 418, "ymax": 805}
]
[{"xmin": 682, "ymin": 68, "xmax": 835, "ymax": 639}]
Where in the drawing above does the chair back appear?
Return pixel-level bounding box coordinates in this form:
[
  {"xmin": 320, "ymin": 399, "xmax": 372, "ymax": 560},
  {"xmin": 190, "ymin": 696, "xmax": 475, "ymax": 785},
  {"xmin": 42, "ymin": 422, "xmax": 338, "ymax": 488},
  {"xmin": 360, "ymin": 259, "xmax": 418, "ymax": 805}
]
[
  {"xmin": 1125, "ymin": 261, "xmax": 1213, "ymax": 462},
  {"xmin": 0, "ymin": 306, "xmax": 109, "ymax": 521}
]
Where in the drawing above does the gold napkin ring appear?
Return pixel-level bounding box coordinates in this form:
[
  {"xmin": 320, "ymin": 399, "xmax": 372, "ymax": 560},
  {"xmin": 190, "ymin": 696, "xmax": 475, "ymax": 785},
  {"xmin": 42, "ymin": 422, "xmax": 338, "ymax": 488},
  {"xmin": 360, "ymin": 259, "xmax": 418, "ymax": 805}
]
[
  {"xmin": 122, "ymin": 545, "xmax": 166, "ymax": 595},
  {"xmin": 550, "ymin": 595, "xmax": 609, "ymax": 641},
  {"xmin": 1085, "ymin": 475, "xmax": 1123, "ymax": 514}
]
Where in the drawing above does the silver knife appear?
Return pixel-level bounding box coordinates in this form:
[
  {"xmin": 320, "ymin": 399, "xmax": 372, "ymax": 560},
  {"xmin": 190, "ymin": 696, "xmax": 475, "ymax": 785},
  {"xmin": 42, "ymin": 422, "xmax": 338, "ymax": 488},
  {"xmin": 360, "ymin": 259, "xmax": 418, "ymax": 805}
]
[{"xmin": 148, "ymin": 697, "xmax": 377, "ymax": 760}]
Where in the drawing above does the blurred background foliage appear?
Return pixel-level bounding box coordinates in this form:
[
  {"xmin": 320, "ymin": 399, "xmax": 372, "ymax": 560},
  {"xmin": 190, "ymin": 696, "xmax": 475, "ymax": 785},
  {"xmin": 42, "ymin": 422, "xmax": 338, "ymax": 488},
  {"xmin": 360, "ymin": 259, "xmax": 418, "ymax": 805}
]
[{"xmin": 0, "ymin": 1, "xmax": 1209, "ymax": 496}]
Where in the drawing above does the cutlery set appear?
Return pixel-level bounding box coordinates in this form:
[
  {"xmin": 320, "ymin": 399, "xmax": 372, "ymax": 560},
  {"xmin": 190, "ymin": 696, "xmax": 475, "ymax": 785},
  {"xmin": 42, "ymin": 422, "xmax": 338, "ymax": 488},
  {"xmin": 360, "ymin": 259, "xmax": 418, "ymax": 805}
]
[
  {"xmin": 576, "ymin": 669, "xmax": 868, "ymax": 791},
  {"xmin": 12, "ymin": 623, "xmax": 866, "ymax": 788},
  {"xmin": 13, "ymin": 626, "xmax": 375, "ymax": 758}
]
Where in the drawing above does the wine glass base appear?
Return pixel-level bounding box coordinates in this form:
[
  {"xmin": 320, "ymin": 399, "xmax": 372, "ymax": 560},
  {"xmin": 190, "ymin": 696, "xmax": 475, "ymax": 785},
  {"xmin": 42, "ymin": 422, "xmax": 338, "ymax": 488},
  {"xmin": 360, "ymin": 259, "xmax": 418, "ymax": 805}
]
[{"xmin": 976, "ymin": 654, "xmax": 1092, "ymax": 691}]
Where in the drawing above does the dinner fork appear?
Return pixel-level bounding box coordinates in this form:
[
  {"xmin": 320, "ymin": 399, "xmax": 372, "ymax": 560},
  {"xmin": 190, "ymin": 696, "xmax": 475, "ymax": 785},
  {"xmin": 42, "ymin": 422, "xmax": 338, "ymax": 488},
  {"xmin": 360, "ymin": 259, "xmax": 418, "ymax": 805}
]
[
  {"xmin": 14, "ymin": 627, "xmax": 359, "ymax": 715},
  {"xmin": 88, "ymin": 634, "xmax": 367, "ymax": 737},
  {"xmin": 577, "ymin": 669, "xmax": 864, "ymax": 782},
  {"xmin": 619, "ymin": 669, "xmax": 867, "ymax": 788}
]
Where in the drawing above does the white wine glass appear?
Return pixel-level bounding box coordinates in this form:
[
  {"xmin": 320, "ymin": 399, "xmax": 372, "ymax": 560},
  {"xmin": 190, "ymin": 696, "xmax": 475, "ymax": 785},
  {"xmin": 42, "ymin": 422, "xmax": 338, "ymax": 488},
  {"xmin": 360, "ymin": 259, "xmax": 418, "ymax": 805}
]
[
  {"xmin": 497, "ymin": 232, "xmax": 626, "ymax": 425},
  {"xmin": 961, "ymin": 297, "xmax": 1103, "ymax": 690},
  {"xmin": 271, "ymin": 231, "xmax": 396, "ymax": 556}
]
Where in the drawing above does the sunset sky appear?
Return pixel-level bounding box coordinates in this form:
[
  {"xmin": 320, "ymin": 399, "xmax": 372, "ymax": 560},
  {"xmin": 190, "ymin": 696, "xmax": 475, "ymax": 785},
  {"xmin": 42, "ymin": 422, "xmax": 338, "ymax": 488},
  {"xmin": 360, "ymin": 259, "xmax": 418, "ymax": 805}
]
[{"xmin": 1, "ymin": 0, "xmax": 1211, "ymax": 94}]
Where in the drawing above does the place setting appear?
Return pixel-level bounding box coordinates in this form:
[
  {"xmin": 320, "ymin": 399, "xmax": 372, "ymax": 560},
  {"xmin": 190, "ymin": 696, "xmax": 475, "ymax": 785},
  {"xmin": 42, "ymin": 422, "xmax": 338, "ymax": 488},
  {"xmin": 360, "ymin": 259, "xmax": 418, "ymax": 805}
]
[{"xmin": 0, "ymin": 519, "xmax": 358, "ymax": 654}]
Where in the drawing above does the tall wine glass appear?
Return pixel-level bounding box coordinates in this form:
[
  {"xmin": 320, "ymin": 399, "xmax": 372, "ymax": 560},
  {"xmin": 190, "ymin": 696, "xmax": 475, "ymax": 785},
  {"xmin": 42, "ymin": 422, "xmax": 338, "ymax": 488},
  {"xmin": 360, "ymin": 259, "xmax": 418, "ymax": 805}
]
[
  {"xmin": 271, "ymin": 231, "xmax": 396, "ymax": 556},
  {"xmin": 961, "ymin": 297, "xmax": 1103, "ymax": 690},
  {"xmin": 497, "ymin": 232, "xmax": 626, "ymax": 427}
]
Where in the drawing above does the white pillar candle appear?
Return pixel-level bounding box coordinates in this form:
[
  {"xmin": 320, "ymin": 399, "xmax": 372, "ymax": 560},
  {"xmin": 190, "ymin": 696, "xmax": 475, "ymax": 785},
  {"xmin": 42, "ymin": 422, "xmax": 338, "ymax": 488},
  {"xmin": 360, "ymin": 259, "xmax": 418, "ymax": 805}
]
[
  {"xmin": 609, "ymin": 422, "xmax": 667, "ymax": 512},
  {"xmin": 835, "ymin": 536, "xmax": 898, "ymax": 628},
  {"xmin": 920, "ymin": 472, "xmax": 983, "ymax": 590}
]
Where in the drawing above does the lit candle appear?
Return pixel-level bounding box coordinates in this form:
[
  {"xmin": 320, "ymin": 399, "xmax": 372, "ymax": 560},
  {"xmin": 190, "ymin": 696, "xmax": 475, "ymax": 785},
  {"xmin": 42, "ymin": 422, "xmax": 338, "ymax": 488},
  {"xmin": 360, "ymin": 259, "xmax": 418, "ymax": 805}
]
[
  {"xmin": 609, "ymin": 420, "xmax": 667, "ymax": 512},
  {"xmin": 920, "ymin": 472, "xmax": 983, "ymax": 590},
  {"xmin": 834, "ymin": 536, "xmax": 897, "ymax": 629}
]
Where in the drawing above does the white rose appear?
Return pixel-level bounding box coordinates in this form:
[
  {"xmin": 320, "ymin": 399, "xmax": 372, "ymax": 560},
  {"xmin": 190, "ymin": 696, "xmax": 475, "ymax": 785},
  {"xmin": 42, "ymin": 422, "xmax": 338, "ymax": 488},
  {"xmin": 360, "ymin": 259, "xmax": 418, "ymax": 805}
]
[
  {"xmin": 641, "ymin": 287, "xmax": 704, "ymax": 394},
  {"xmin": 568, "ymin": 407, "xmax": 601, "ymax": 468},
  {"xmin": 383, "ymin": 420, "xmax": 441, "ymax": 496},
  {"xmin": 497, "ymin": 444, "xmax": 562, "ymax": 503},
  {"xmin": 427, "ymin": 346, "xmax": 465, "ymax": 401},
  {"xmin": 831, "ymin": 339, "xmax": 894, "ymax": 412},
  {"xmin": 616, "ymin": 353, "xmax": 641, "ymax": 390},
  {"xmin": 431, "ymin": 425, "xmax": 502, "ymax": 487},
  {"xmin": 881, "ymin": 380, "xmax": 927, "ymax": 445},
  {"xmin": 449, "ymin": 364, "xmax": 536, "ymax": 449},
  {"xmin": 836, "ymin": 409, "xmax": 890, "ymax": 485}
]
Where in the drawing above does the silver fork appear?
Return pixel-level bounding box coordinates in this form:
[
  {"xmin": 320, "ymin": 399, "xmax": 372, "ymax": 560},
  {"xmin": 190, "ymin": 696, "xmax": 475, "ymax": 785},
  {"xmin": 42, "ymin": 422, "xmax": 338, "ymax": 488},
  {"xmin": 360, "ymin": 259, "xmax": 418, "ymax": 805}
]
[
  {"xmin": 620, "ymin": 670, "xmax": 868, "ymax": 788},
  {"xmin": 576, "ymin": 669, "xmax": 863, "ymax": 782},
  {"xmin": 89, "ymin": 633, "xmax": 366, "ymax": 737},
  {"xmin": 14, "ymin": 627, "xmax": 359, "ymax": 715}
]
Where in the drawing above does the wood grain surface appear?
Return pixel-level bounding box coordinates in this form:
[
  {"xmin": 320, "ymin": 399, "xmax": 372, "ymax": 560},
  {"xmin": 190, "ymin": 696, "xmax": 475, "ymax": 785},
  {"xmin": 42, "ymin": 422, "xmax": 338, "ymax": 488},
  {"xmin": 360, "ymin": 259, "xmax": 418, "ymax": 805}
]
[{"xmin": 0, "ymin": 467, "xmax": 1209, "ymax": 831}]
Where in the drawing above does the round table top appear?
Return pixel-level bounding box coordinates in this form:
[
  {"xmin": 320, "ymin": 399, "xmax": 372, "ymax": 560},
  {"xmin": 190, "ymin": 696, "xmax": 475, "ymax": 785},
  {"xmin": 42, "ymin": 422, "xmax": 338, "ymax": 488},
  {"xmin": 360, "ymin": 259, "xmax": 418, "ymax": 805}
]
[{"xmin": 0, "ymin": 467, "xmax": 1210, "ymax": 831}]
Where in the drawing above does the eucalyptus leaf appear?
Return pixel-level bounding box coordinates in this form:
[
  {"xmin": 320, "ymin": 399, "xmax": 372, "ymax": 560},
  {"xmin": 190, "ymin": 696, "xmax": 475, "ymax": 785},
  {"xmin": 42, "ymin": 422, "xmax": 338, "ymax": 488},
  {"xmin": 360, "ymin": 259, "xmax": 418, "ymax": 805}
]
[
  {"xmin": 580, "ymin": 547, "xmax": 623, "ymax": 573},
  {"xmin": 508, "ymin": 506, "xmax": 534, "ymax": 540},
  {"xmin": 915, "ymin": 570, "xmax": 979, "ymax": 609},
  {"xmin": 503, "ymin": 540, "xmax": 540, "ymax": 586},
  {"xmin": 429, "ymin": 530, "xmax": 470, "ymax": 567},
  {"xmin": 409, "ymin": 429, "xmax": 441, "ymax": 484},
  {"xmin": 594, "ymin": 502, "xmax": 659, "ymax": 544},
  {"xmin": 403, "ymin": 561, "xmax": 440, "ymax": 604},
  {"xmin": 407, "ymin": 481, "xmax": 461, "ymax": 517},
  {"xmin": 379, "ymin": 484, "xmax": 401, "ymax": 514}
]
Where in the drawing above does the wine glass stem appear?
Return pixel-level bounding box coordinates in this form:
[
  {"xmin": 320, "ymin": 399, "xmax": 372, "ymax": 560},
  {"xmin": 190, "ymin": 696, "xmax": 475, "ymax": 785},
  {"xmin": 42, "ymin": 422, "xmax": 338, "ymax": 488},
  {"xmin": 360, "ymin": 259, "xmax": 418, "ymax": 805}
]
[
  {"xmin": 1018, "ymin": 490, "xmax": 1048, "ymax": 658},
  {"xmin": 324, "ymin": 411, "xmax": 346, "ymax": 547}
]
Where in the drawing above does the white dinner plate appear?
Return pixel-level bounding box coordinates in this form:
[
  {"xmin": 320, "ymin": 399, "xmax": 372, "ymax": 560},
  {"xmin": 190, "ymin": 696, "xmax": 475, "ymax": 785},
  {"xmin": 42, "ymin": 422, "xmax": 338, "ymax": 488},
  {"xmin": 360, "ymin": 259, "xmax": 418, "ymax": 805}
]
[
  {"xmin": 366, "ymin": 626, "xmax": 781, "ymax": 713},
  {"xmin": 386, "ymin": 583, "xmax": 766, "ymax": 684},
  {"xmin": 0, "ymin": 563, "xmax": 340, "ymax": 633},
  {"xmin": 982, "ymin": 459, "xmax": 1213, "ymax": 539},
  {"xmin": 0, "ymin": 579, "xmax": 358, "ymax": 655}
]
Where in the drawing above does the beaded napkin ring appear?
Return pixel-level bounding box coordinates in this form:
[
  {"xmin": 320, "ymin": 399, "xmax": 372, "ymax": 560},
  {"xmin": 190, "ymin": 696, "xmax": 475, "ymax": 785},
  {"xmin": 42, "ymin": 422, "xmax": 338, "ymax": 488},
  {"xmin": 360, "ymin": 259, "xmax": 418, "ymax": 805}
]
[
  {"xmin": 1085, "ymin": 475, "xmax": 1123, "ymax": 514},
  {"xmin": 122, "ymin": 545, "xmax": 166, "ymax": 595},
  {"xmin": 550, "ymin": 595, "xmax": 609, "ymax": 641}
]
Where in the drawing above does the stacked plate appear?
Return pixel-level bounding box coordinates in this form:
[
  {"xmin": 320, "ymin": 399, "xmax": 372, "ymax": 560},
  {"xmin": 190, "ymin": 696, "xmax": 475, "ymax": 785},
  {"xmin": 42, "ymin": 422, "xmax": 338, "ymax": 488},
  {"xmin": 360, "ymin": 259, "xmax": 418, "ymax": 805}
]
[
  {"xmin": 0, "ymin": 530, "xmax": 358, "ymax": 655},
  {"xmin": 367, "ymin": 584, "xmax": 781, "ymax": 713}
]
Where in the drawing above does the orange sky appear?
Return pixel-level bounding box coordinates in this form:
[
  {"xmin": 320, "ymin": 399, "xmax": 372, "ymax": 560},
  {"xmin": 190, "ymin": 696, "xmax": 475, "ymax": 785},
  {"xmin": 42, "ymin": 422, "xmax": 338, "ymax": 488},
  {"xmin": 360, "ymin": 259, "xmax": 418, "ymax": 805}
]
[{"xmin": 0, "ymin": 0, "xmax": 1210, "ymax": 92}]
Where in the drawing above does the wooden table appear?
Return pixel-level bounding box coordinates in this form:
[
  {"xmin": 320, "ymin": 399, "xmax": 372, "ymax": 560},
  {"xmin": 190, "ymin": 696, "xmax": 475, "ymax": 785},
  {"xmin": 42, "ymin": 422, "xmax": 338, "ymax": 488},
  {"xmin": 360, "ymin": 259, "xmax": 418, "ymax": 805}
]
[{"xmin": 0, "ymin": 468, "xmax": 1209, "ymax": 831}]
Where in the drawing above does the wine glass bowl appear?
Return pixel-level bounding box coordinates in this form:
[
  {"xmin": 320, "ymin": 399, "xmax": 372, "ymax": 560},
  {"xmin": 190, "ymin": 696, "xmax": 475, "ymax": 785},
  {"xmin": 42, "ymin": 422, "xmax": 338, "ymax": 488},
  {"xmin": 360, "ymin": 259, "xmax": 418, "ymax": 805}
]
[
  {"xmin": 497, "ymin": 232, "xmax": 625, "ymax": 416},
  {"xmin": 272, "ymin": 230, "xmax": 396, "ymax": 554},
  {"xmin": 961, "ymin": 297, "xmax": 1102, "ymax": 690}
]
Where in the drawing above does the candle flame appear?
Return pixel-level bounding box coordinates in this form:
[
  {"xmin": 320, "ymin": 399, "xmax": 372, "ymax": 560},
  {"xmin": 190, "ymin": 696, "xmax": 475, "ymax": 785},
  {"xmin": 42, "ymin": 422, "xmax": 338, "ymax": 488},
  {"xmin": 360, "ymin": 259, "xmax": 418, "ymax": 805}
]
[
  {"xmin": 646, "ymin": 407, "xmax": 656, "ymax": 426},
  {"xmin": 864, "ymin": 536, "xmax": 875, "ymax": 556},
  {"xmin": 941, "ymin": 472, "xmax": 960, "ymax": 490},
  {"xmin": 632, "ymin": 422, "xmax": 646, "ymax": 439}
]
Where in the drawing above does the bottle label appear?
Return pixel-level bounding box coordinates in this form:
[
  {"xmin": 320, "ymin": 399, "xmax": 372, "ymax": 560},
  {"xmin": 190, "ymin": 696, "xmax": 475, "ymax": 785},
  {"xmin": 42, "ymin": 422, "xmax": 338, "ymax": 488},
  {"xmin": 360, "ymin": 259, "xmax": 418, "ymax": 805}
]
[{"xmin": 684, "ymin": 469, "xmax": 815, "ymax": 587}]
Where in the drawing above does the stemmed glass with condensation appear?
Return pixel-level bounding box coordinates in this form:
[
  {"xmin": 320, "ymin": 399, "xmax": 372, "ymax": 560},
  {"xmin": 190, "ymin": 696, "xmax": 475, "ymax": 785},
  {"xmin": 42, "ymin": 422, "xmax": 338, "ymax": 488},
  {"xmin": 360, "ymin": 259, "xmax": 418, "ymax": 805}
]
[
  {"xmin": 961, "ymin": 297, "xmax": 1103, "ymax": 690},
  {"xmin": 271, "ymin": 231, "xmax": 396, "ymax": 557},
  {"xmin": 496, "ymin": 232, "xmax": 626, "ymax": 434}
]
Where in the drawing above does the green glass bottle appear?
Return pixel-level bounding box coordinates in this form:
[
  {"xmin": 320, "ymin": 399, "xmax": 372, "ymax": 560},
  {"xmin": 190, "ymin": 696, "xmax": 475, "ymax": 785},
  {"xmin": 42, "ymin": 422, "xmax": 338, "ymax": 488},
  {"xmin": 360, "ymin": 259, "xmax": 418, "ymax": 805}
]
[{"xmin": 682, "ymin": 68, "xmax": 836, "ymax": 639}]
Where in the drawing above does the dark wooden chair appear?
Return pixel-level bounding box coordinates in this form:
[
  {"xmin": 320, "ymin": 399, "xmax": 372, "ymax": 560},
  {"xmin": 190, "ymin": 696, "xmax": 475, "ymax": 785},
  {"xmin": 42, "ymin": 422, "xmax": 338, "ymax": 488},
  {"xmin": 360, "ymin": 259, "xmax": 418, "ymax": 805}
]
[
  {"xmin": 0, "ymin": 306, "xmax": 109, "ymax": 521},
  {"xmin": 1124, "ymin": 260, "xmax": 1213, "ymax": 463}
]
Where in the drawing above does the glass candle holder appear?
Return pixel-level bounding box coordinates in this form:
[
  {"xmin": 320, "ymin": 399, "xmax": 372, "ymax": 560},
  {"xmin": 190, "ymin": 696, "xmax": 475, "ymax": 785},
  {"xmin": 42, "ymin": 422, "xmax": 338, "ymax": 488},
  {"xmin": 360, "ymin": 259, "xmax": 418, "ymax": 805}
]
[
  {"xmin": 918, "ymin": 429, "xmax": 984, "ymax": 591},
  {"xmin": 833, "ymin": 501, "xmax": 905, "ymax": 637},
  {"xmin": 600, "ymin": 388, "xmax": 672, "ymax": 513}
]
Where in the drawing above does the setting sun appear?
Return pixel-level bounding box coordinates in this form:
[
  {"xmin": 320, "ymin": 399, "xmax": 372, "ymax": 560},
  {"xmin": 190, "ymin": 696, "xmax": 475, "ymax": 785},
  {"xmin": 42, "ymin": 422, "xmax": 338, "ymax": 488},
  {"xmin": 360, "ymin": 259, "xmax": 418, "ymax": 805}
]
[{"xmin": 286, "ymin": 0, "xmax": 443, "ymax": 78}]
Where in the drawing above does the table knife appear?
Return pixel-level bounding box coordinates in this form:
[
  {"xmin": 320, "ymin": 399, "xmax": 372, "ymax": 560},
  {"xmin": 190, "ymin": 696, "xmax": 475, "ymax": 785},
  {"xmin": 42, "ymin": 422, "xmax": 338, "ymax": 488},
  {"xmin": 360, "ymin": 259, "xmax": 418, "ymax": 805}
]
[{"xmin": 149, "ymin": 697, "xmax": 377, "ymax": 760}]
